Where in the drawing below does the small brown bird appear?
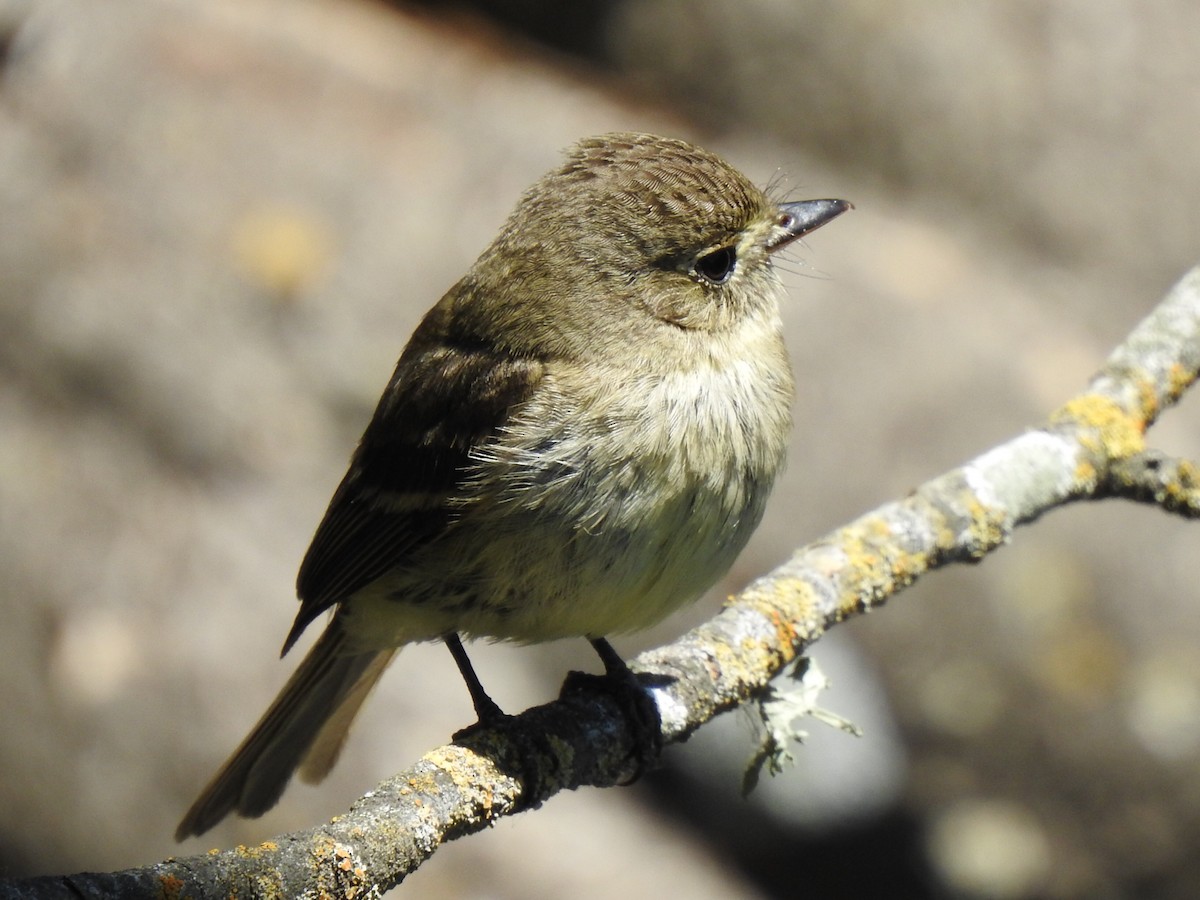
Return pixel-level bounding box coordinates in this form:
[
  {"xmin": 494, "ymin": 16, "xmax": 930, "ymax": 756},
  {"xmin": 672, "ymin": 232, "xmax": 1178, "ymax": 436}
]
[{"xmin": 176, "ymin": 133, "xmax": 850, "ymax": 839}]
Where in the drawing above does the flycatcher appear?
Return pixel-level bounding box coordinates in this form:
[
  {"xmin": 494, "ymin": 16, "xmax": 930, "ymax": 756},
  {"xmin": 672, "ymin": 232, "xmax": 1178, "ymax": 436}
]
[{"xmin": 176, "ymin": 132, "xmax": 850, "ymax": 839}]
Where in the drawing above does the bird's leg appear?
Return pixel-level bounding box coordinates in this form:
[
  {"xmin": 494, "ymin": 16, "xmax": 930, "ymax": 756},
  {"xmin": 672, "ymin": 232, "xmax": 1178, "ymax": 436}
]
[
  {"xmin": 444, "ymin": 632, "xmax": 507, "ymax": 724},
  {"xmin": 588, "ymin": 636, "xmax": 632, "ymax": 678}
]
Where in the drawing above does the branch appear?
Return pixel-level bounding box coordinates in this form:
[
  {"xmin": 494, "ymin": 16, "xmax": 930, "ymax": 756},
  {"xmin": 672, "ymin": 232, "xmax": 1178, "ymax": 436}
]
[
  {"xmin": 6, "ymin": 265, "xmax": 1200, "ymax": 900},
  {"xmin": 1102, "ymin": 451, "xmax": 1200, "ymax": 517}
]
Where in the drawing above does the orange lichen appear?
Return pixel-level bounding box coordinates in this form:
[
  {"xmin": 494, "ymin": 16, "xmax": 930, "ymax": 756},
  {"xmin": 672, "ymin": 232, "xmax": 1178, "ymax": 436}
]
[
  {"xmin": 763, "ymin": 607, "xmax": 803, "ymax": 659},
  {"xmin": 156, "ymin": 874, "xmax": 184, "ymax": 900}
]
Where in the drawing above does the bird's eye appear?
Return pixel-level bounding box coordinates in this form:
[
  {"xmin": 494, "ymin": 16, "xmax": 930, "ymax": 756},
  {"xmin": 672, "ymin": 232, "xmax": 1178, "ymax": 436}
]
[{"xmin": 693, "ymin": 246, "xmax": 737, "ymax": 285}]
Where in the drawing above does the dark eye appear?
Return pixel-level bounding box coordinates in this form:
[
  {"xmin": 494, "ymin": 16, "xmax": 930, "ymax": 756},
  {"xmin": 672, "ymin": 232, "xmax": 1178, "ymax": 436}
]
[{"xmin": 693, "ymin": 246, "xmax": 737, "ymax": 285}]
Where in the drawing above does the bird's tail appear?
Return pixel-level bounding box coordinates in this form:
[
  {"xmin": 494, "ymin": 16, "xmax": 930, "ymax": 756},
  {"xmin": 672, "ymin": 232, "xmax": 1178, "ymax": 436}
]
[{"xmin": 175, "ymin": 621, "xmax": 395, "ymax": 840}]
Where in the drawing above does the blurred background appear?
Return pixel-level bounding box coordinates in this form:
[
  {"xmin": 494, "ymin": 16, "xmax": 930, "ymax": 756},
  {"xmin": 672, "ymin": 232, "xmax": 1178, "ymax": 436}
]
[{"xmin": 2, "ymin": 0, "xmax": 1200, "ymax": 896}]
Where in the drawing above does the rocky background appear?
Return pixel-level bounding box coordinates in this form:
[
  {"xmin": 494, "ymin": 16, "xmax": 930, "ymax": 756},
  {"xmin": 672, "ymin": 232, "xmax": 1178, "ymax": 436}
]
[{"xmin": 2, "ymin": 1, "xmax": 1200, "ymax": 897}]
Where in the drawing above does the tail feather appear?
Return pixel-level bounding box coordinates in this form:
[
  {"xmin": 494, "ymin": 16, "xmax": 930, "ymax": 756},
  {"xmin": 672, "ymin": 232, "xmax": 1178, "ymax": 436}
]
[
  {"xmin": 175, "ymin": 623, "xmax": 393, "ymax": 840},
  {"xmin": 299, "ymin": 648, "xmax": 396, "ymax": 784}
]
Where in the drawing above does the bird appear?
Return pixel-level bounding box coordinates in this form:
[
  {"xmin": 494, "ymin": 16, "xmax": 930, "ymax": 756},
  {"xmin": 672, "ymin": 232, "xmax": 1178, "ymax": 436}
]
[{"xmin": 176, "ymin": 132, "xmax": 850, "ymax": 839}]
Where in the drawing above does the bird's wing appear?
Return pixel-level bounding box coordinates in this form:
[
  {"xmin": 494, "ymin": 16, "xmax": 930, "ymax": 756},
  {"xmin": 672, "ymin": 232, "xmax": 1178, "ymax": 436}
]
[{"xmin": 284, "ymin": 330, "xmax": 545, "ymax": 655}]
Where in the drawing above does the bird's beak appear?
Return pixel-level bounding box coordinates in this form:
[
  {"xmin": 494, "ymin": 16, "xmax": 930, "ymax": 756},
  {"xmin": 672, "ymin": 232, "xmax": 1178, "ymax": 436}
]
[{"xmin": 766, "ymin": 199, "xmax": 853, "ymax": 252}]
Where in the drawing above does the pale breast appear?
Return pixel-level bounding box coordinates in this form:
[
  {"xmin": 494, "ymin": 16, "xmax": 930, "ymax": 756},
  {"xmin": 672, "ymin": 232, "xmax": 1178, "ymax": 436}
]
[{"xmin": 450, "ymin": 314, "xmax": 794, "ymax": 640}]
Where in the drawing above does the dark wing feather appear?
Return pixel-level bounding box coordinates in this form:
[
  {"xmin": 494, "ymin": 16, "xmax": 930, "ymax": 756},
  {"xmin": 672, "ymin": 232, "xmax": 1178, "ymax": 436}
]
[{"xmin": 284, "ymin": 318, "xmax": 545, "ymax": 655}]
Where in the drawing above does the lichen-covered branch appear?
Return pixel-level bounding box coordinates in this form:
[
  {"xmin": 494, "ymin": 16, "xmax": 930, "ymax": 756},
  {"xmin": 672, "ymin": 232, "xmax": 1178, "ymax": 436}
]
[
  {"xmin": 5, "ymin": 265, "xmax": 1199, "ymax": 900},
  {"xmin": 1102, "ymin": 451, "xmax": 1200, "ymax": 517}
]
